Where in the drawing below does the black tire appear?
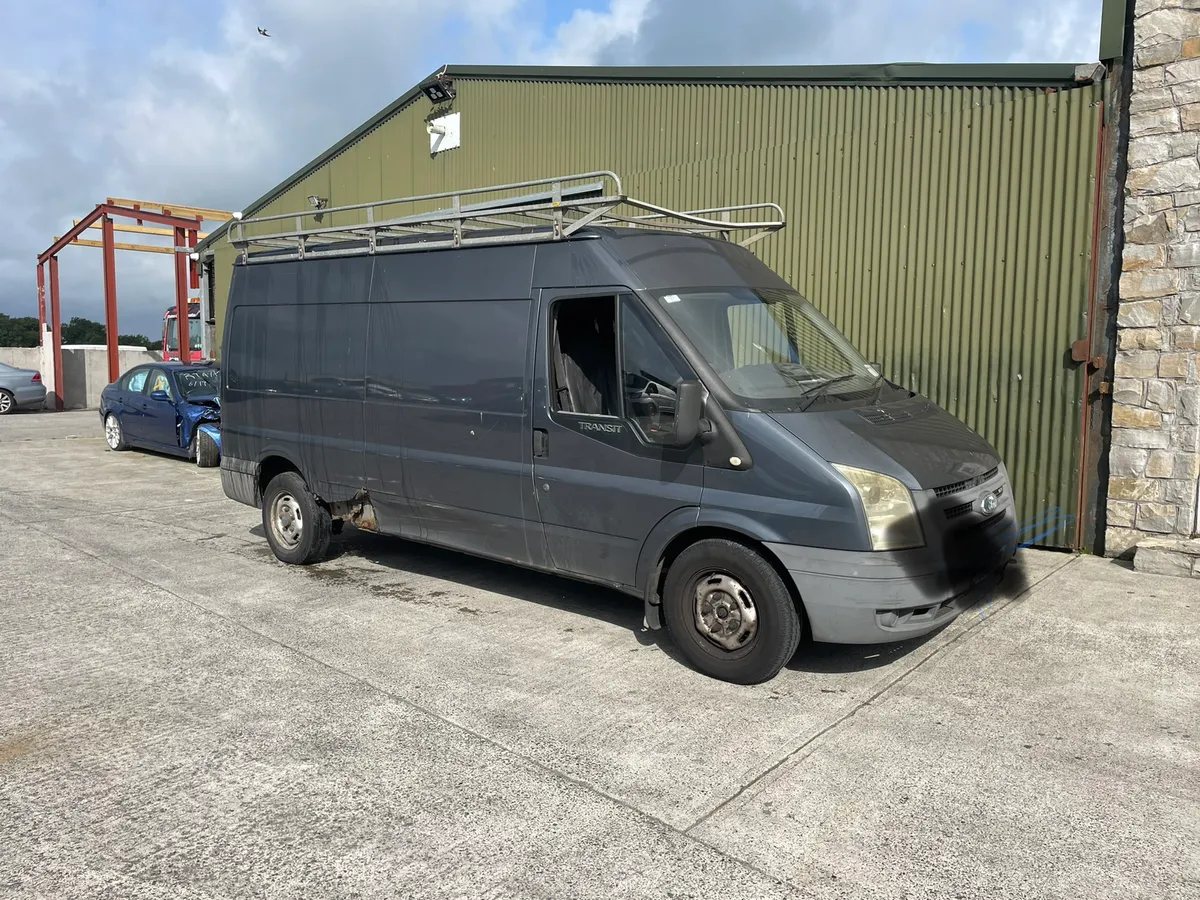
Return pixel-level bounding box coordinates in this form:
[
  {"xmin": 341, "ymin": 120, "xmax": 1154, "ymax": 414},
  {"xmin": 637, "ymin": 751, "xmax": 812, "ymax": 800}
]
[
  {"xmin": 194, "ymin": 430, "xmax": 219, "ymax": 468},
  {"xmin": 103, "ymin": 412, "xmax": 129, "ymax": 450},
  {"xmin": 261, "ymin": 471, "xmax": 331, "ymax": 565},
  {"xmin": 662, "ymin": 539, "xmax": 802, "ymax": 685},
  {"xmin": 0, "ymin": 390, "xmax": 14, "ymax": 415}
]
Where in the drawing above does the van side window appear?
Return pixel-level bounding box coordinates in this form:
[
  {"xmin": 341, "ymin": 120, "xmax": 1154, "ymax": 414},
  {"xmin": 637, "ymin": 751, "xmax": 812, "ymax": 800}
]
[
  {"xmin": 620, "ymin": 299, "xmax": 691, "ymax": 444},
  {"xmin": 550, "ymin": 296, "xmax": 619, "ymax": 416}
]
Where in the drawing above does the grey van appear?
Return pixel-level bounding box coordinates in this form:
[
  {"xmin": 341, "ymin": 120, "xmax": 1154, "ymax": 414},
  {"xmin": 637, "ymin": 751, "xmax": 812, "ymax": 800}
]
[{"xmin": 219, "ymin": 173, "xmax": 1017, "ymax": 684}]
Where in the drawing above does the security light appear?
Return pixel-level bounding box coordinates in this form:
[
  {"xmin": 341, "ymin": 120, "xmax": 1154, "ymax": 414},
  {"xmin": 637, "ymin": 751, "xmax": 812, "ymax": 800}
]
[
  {"xmin": 307, "ymin": 195, "xmax": 328, "ymax": 210},
  {"xmin": 421, "ymin": 77, "xmax": 456, "ymax": 105}
]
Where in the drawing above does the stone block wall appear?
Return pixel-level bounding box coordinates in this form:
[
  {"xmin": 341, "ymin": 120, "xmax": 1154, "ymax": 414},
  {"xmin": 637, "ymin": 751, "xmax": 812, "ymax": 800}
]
[{"xmin": 1109, "ymin": 1, "xmax": 1200, "ymax": 554}]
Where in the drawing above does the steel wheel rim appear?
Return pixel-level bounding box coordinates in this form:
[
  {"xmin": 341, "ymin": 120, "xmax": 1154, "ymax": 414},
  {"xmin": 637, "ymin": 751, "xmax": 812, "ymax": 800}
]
[
  {"xmin": 693, "ymin": 572, "xmax": 758, "ymax": 651},
  {"xmin": 105, "ymin": 415, "xmax": 121, "ymax": 448},
  {"xmin": 0, "ymin": 393, "xmax": 11, "ymax": 413},
  {"xmin": 270, "ymin": 493, "xmax": 304, "ymax": 550}
]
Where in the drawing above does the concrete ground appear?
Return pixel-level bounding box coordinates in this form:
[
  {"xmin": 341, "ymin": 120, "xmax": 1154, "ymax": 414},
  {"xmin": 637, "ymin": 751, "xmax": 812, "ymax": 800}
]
[{"xmin": 2, "ymin": 410, "xmax": 1198, "ymax": 899}]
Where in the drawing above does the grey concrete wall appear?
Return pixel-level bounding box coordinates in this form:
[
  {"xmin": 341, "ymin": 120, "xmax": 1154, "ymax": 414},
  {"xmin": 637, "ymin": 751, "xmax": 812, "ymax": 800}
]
[
  {"xmin": 1109, "ymin": 1, "xmax": 1200, "ymax": 554},
  {"xmin": 0, "ymin": 348, "xmax": 42, "ymax": 372},
  {"xmin": 0, "ymin": 346, "xmax": 161, "ymax": 410}
]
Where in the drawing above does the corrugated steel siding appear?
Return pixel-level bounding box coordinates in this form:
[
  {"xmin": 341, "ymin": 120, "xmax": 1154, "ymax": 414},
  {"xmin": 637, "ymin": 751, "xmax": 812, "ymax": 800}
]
[{"xmin": 216, "ymin": 78, "xmax": 1101, "ymax": 547}]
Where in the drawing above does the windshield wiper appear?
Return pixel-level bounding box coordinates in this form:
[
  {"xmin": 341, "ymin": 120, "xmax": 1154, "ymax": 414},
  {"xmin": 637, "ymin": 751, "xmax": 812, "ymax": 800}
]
[
  {"xmin": 797, "ymin": 373, "xmax": 857, "ymax": 411},
  {"xmin": 770, "ymin": 363, "xmax": 817, "ymax": 387}
]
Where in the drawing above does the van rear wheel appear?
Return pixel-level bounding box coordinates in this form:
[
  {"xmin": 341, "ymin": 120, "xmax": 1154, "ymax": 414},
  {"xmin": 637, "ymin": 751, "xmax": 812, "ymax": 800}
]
[
  {"xmin": 261, "ymin": 471, "xmax": 332, "ymax": 565},
  {"xmin": 662, "ymin": 539, "xmax": 801, "ymax": 684}
]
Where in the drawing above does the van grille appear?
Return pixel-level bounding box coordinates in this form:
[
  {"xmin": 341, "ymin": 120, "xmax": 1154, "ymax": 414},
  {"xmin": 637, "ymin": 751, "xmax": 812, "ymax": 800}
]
[
  {"xmin": 945, "ymin": 502, "xmax": 973, "ymax": 519},
  {"xmin": 943, "ymin": 485, "xmax": 1005, "ymax": 520},
  {"xmin": 934, "ymin": 466, "xmax": 999, "ymax": 498}
]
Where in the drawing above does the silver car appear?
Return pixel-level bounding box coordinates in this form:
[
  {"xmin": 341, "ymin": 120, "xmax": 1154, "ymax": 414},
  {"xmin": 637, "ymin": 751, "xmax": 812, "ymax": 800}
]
[{"xmin": 0, "ymin": 361, "xmax": 47, "ymax": 414}]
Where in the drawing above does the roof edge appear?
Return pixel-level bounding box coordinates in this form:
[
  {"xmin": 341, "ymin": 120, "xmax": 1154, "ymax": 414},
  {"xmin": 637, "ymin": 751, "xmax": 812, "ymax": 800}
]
[
  {"xmin": 196, "ymin": 60, "xmax": 1099, "ymax": 253},
  {"xmin": 446, "ymin": 61, "xmax": 1095, "ymax": 88}
]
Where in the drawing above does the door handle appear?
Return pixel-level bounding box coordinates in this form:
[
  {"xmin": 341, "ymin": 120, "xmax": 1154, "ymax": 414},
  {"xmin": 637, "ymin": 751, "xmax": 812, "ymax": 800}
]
[{"xmin": 533, "ymin": 428, "xmax": 548, "ymax": 458}]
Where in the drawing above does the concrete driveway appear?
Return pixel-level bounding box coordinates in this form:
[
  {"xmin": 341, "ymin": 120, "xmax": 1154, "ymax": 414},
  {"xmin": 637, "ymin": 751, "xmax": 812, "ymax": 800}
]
[{"xmin": 2, "ymin": 410, "xmax": 1197, "ymax": 899}]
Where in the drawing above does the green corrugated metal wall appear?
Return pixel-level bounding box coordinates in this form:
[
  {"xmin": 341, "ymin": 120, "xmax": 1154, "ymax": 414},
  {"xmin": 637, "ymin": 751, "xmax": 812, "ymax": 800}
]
[{"xmin": 213, "ymin": 77, "xmax": 1102, "ymax": 547}]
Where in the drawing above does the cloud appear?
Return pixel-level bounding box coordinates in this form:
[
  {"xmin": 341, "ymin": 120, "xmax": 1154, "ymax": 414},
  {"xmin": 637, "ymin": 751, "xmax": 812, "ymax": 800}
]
[
  {"xmin": 539, "ymin": 0, "xmax": 650, "ymax": 66},
  {"xmin": 0, "ymin": 0, "xmax": 541, "ymax": 338},
  {"xmin": 549, "ymin": 0, "xmax": 1101, "ymax": 67},
  {"xmin": 0, "ymin": 0, "xmax": 1102, "ymax": 339}
]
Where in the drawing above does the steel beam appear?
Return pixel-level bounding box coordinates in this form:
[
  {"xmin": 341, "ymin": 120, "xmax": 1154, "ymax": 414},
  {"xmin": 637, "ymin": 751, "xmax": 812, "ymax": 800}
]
[
  {"xmin": 99, "ymin": 203, "xmax": 203, "ymax": 232},
  {"xmin": 106, "ymin": 197, "xmax": 232, "ymax": 222},
  {"xmin": 174, "ymin": 226, "xmax": 191, "ymax": 364},
  {"xmin": 102, "ymin": 217, "xmax": 120, "ymax": 384},
  {"xmin": 48, "ymin": 256, "xmax": 63, "ymax": 411},
  {"xmin": 36, "ymin": 263, "xmax": 46, "ymax": 338},
  {"xmin": 39, "ymin": 207, "xmax": 103, "ymax": 263},
  {"xmin": 37, "ymin": 204, "xmax": 194, "ymax": 262},
  {"xmin": 55, "ymin": 237, "xmax": 176, "ymax": 255},
  {"xmin": 188, "ymin": 229, "xmax": 200, "ymax": 290},
  {"xmin": 78, "ymin": 219, "xmax": 208, "ymax": 239}
]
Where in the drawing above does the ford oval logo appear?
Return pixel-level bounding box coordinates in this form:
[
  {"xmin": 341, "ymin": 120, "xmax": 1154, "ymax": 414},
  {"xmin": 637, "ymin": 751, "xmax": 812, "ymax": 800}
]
[{"xmin": 979, "ymin": 491, "xmax": 999, "ymax": 515}]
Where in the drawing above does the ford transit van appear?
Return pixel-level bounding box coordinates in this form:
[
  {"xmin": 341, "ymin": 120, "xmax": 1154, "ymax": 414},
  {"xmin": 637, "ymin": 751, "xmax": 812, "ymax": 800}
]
[{"xmin": 219, "ymin": 173, "xmax": 1016, "ymax": 684}]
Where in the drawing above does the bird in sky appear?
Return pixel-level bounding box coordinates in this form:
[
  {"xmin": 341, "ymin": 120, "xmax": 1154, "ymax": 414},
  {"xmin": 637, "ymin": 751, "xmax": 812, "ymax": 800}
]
[{"xmin": 257, "ymin": 27, "xmax": 271, "ymax": 37}]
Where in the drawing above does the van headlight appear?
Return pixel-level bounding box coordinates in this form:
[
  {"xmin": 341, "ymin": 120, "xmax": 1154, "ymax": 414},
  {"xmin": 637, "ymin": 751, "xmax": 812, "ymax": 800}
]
[{"xmin": 833, "ymin": 464, "xmax": 924, "ymax": 551}]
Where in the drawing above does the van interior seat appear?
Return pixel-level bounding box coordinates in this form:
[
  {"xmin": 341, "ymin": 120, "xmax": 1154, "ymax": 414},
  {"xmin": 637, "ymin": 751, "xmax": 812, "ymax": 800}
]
[{"xmin": 553, "ymin": 297, "xmax": 619, "ymax": 416}]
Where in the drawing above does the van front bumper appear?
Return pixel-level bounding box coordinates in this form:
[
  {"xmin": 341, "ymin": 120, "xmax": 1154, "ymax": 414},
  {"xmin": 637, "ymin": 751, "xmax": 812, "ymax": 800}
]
[{"xmin": 765, "ymin": 507, "xmax": 1017, "ymax": 645}]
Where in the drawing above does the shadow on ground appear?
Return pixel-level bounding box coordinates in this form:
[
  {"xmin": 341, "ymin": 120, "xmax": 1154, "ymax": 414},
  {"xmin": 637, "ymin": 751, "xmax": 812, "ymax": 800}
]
[
  {"xmin": 247, "ymin": 523, "xmax": 1044, "ymax": 677},
  {"xmin": 326, "ymin": 525, "xmax": 668, "ymax": 649}
]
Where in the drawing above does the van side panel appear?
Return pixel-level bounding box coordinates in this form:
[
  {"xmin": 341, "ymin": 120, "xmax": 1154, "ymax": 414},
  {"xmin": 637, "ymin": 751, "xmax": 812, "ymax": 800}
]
[
  {"xmin": 364, "ymin": 247, "xmax": 543, "ymax": 565},
  {"xmin": 223, "ymin": 259, "xmax": 370, "ymax": 503}
]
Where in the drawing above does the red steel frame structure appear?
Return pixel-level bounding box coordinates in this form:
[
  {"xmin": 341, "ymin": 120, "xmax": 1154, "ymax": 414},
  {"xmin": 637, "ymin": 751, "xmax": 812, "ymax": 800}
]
[{"xmin": 36, "ymin": 204, "xmax": 203, "ymax": 410}]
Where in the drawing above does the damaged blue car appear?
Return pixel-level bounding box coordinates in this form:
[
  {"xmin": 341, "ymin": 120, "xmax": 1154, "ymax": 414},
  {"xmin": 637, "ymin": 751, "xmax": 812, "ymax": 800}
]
[{"xmin": 99, "ymin": 362, "xmax": 221, "ymax": 467}]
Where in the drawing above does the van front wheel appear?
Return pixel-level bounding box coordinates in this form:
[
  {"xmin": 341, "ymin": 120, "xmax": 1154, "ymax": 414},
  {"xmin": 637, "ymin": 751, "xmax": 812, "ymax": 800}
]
[
  {"xmin": 662, "ymin": 539, "xmax": 801, "ymax": 684},
  {"xmin": 262, "ymin": 471, "xmax": 332, "ymax": 565}
]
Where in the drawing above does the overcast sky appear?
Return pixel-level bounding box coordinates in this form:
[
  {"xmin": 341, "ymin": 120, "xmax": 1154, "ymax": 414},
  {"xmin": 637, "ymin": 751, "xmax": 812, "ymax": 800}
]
[{"xmin": 0, "ymin": 0, "xmax": 1103, "ymax": 339}]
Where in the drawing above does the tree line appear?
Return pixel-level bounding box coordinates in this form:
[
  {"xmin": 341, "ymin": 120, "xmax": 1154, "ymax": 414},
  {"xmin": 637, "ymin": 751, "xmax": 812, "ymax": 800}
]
[{"xmin": 0, "ymin": 314, "xmax": 157, "ymax": 350}]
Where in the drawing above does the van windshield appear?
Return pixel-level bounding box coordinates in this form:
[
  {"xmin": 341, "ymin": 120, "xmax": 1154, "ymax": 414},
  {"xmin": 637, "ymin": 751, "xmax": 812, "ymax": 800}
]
[
  {"xmin": 166, "ymin": 316, "xmax": 203, "ymax": 352},
  {"xmin": 654, "ymin": 287, "xmax": 892, "ymax": 410}
]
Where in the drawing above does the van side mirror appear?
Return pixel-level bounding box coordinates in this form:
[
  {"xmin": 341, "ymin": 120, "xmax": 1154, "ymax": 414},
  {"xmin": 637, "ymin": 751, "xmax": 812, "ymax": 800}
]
[{"xmin": 672, "ymin": 380, "xmax": 706, "ymax": 447}]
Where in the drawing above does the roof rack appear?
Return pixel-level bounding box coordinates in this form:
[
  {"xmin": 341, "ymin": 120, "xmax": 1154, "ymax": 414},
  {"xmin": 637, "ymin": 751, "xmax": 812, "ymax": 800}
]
[{"xmin": 227, "ymin": 171, "xmax": 785, "ymax": 264}]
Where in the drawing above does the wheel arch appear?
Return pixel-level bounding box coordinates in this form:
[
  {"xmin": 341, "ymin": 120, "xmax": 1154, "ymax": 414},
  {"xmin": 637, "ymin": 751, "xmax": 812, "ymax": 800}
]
[
  {"xmin": 636, "ymin": 511, "xmax": 803, "ymax": 630},
  {"xmin": 255, "ymin": 450, "xmax": 305, "ymax": 504}
]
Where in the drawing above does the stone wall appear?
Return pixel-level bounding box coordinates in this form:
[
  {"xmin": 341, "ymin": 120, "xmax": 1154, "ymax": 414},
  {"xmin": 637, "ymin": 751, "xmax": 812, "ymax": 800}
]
[{"xmin": 1109, "ymin": 1, "xmax": 1200, "ymax": 554}]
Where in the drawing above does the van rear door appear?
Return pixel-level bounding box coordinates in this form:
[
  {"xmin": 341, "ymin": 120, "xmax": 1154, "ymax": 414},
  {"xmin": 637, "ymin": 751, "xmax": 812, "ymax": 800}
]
[{"xmin": 532, "ymin": 289, "xmax": 704, "ymax": 589}]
